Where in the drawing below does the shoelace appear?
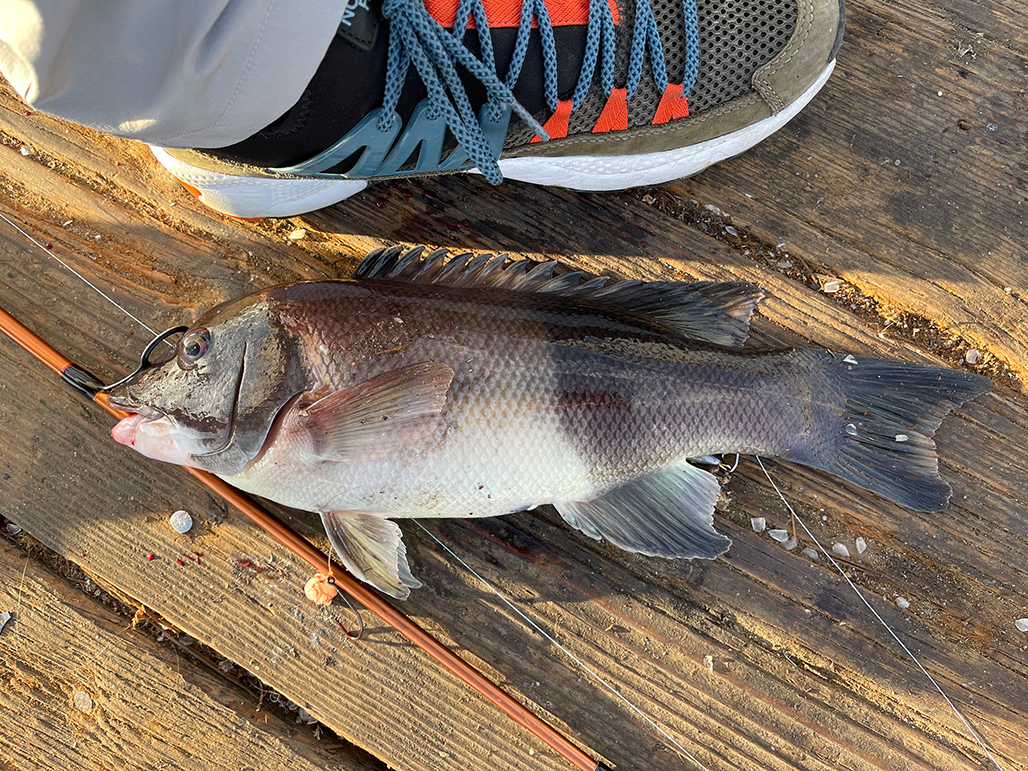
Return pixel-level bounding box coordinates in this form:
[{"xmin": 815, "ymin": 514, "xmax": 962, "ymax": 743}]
[{"xmin": 381, "ymin": 0, "xmax": 700, "ymax": 184}]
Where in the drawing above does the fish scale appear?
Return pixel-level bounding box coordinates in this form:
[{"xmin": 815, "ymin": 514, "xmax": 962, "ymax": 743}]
[
  {"xmin": 230, "ymin": 288, "xmax": 595, "ymax": 521},
  {"xmin": 110, "ymin": 247, "xmax": 991, "ymax": 598}
]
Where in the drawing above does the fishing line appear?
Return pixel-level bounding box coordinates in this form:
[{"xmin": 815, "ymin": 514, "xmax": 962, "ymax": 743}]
[
  {"xmin": 754, "ymin": 456, "xmax": 1004, "ymax": 771},
  {"xmin": 726, "ymin": 453, "xmax": 740, "ymax": 473},
  {"xmin": 414, "ymin": 520, "xmax": 712, "ymax": 771},
  {"xmin": 0, "ymin": 213, "xmax": 608, "ymax": 771},
  {"xmin": 0, "ymin": 210, "xmax": 162, "ymax": 339},
  {"xmin": 1, "ymin": 208, "xmax": 698, "ymax": 767},
  {"xmin": 13, "ymin": 552, "xmax": 30, "ymax": 633},
  {"xmin": 2, "ymin": 208, "xmax": 1003, "ymax": 769}
]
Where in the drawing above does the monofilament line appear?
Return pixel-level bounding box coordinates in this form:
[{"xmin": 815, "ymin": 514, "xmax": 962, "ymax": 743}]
[
  {"xmin": 754, "ymin": 456, "xmax": 1004, "ymax": 771},
  {"xmin": 0, "ymin": 211, "xmax": 162, "ymax": 338},
  {"xmin": 414, "ymin": 520, "xmax": 712, "ymax": 771}
]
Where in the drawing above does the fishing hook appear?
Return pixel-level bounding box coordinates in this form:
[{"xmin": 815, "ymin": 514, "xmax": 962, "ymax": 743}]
[
  {"xmin": 61, "ymin": 325, "xmax": 187, "ymax": 399},
  {"xmin": 326, "ymin": 575, "xmax": 365, "ymax": 641}
]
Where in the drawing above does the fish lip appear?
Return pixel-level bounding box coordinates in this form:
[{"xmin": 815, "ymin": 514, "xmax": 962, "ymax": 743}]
[{"xmin": 106, "ymin": 394, "xmax": 163, "ymax": 420}]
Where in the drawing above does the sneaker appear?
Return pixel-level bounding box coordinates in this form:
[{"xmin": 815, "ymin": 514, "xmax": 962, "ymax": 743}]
[{"xmin": 156, "ymin": 0, "xmax": 844, "ymax": 218}]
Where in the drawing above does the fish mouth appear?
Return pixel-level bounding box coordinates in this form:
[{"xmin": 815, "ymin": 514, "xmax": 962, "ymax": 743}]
[
  {"xmin": 110, "ymin": 407, "xmax": 200, "ymax": 466},
  {"xmin": 108, "ymin": 398, "xmax": 164, "ymax": 421},
  {"xmin": 106, "ymin": 386, "xmax": 159, "ymax": 415},
  {"xmin": 108, "ymin": 388, "xmax": 169, "ymax": 451},
  {"xmin": 110, "ymin": 411, "xmax": 153, "ymax": 447},
  {"xmin": 110, "ymin": 404, "xmax": 167, "ymax": 448}
]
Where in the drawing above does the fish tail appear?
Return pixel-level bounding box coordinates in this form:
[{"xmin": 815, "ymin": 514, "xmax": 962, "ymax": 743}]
[{"xmin": 787, "ymin": 350, "xmax": 990, "ymax": 511}]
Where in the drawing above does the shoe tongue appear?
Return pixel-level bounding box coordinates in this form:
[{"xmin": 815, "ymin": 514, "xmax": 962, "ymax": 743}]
[{"xmin": 337, "ymin": 0, "xmax": 382, "ymax": 51}]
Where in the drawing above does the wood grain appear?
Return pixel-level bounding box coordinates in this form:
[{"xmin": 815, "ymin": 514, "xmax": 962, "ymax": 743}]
[
  {"xmin": 0, "ymin": 539, "xmax": 379, "ymax": 771},
  {"xmin": 1, "ymin": 0, "xmax": 1026, "ymax": 769}
]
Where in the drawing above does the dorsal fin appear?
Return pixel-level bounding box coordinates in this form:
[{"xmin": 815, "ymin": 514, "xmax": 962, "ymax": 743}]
[{"xmin": 354, "ymin": 246, "xmax": 764, "ymax": 347}]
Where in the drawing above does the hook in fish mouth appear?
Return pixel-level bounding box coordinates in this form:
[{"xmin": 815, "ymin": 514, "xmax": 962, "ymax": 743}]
[
  {"xmin": 59, "ymin": 325, "xmax": 189, "ymax": 402},
  {"xmin": 103, "ymin": 325, "xmax": 188, "ymax": 393}
]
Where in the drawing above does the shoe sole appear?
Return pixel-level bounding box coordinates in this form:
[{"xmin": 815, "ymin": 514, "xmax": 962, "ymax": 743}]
[
  {"xmin": 151, "ymin": 146, "xmax": 368, "ymax": 219},
  {"xmin": 153, "ymin": 60, "xmax": 834, "ymax": 218},
  {"xmin": 496, "ymin": 60, "xmax": 836, "ymax": 190}
]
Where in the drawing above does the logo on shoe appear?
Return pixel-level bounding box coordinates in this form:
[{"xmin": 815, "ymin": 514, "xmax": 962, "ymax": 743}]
[
  {"xmin": 337, "ymin": 0, "xmax": 380, "ymax": 51},
  {"xmin": 342, "ymin": 0, "xmax": 372, "ymax": 25}
]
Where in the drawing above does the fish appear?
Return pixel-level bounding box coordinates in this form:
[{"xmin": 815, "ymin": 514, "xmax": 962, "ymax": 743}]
[{"xmin": 108, "ymin": 247, "xmax": 991, "ymax": 598}]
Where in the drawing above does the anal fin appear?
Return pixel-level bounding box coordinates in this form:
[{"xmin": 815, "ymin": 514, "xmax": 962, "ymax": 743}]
[
  {"xmin": 320, "ymin": 510, "xmax": 422, "ymax": 599},
  {"xmin": 554, "ymin": 465, "xmax": 731, "ymax": 560}
]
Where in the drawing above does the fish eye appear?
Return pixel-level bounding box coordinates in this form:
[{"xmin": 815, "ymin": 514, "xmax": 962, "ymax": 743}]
[{"xmin": 180, "ymin": 330, "xmax": 211, "ymax": 363}]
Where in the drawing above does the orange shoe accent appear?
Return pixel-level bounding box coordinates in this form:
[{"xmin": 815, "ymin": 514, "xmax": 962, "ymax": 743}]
[
  {"xmin": 175, "ymin": 177, "xmax": 203, "ymax": 199},
  {"xmin": 424, "ymin": 0, "xmax": 618, "ymax": 29},
  {"xmin": 652, "ymin": 83, "xmax": 690, "ymax": 125},
  {"xmin": 592, "ymin": 87, "xmax": 628, "ymax": 133},
  {"xmin": 531, "ymin": 98, "xmax": 574, "ymax": 142},
  {"xmin": 172, "ymin": 177, "xmax": 264, "ymax": 221}
]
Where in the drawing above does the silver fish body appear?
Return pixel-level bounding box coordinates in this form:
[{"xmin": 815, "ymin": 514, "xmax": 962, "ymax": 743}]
[{"xmin": 110, "ymin": 248, "xmax": 990, "ymax": 597}]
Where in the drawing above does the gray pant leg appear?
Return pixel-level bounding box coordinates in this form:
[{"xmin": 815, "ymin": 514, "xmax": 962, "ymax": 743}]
[{"xmin": 0, "ymin": 0, "xmax": 347, "ymax": 147}]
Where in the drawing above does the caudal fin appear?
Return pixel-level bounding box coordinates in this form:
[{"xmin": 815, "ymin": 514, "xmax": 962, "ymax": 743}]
[{"xmin": 791, "ymin": 351, "xmax": 990, "ymax": 511}]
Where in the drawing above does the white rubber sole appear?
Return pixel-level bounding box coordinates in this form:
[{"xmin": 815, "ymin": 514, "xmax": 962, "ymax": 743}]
[
  {"xmin": 497, "ymin": 60, "xmax": 836, "ymax": 189},
  {"xmin": 151, "ymin": 146, "xmax": 368, "ymax": 219},
  {"xmin": 151, "ymin": 61, "xmax": 834, "ymax": 218}
]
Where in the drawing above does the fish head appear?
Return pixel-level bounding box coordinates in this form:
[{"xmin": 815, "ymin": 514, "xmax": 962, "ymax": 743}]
[{"xmin": 108, "ymin": 293, "xmax": 307, "ymax": 475}]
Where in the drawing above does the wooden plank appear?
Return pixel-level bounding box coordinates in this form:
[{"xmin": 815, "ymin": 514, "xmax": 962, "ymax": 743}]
[
  {"xmin": 0, "ymin": 117, "xmax": 585, "ymax": 769},
  {"xmin": 0, "ymin": 149, "xmax": 1023, "ymax": 768},
  {"xmin": 666, "ymin": 0, "xmax": 1028, "ymax": 388},
  {"xmin": 0, "ymin": 538, "xmax": 380, "ymax": 771},
  {"xmin": 0, "ymin": 304, "xmax": 577, "ymax": 771},
  {"xmin": 1, "ymin": 0, "xmax": 1027, "ymax": 768}
]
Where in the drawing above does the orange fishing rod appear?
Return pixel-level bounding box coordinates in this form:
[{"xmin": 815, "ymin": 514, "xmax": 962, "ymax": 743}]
[{"xmin": 0, "ymin": 300, "xmax": 609, "ymax": 771}]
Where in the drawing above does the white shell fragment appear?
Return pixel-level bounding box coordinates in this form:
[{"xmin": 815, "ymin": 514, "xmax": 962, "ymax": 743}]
[
  {"xmin": 169, "ymin": 510, "xmax": 193, "ymax": 534},
  {"xmin": 856, "ymin": 537, "xmax": 868, "ymax": 555},
  {"xmin": 768, "ymin": 529, "xmax": 790, "ymax": 542},
  {"xmin": 819, "ymin": 277, "xmax": 842, "ymax": 293},
  {"xmin": 1015, "ymin": 618, "xmax": 1028, "ymax": 633},
  {"xmin": 843, "ymin": 355, "xmax": 858, "ymax": 365},
  {"xmin": 832, "ymin": 543, "xmax": 850, "ymax": 557},
  {"xmin": 288, "ymin": 228, "xmax": 307, "ymax": 241},
  {"xmin": 0, "ymin": 611, "xmax": 10, "ymax": 634},
  {"xmin": 802, "ymin": 547, "xmax": 819, "ymax": 561},
  {"xmin": 844, "ymin": 423, "xmax": 858, "ymax": 436},
  {"xmin": 5, "ymin": 522, "xmax": 22, "ymax": 535},
  {"xmin": 896, "ymin": 597, "xmax": 911, "ymax": 609},
  {"xmin": 750, "ymin": 517, "xmax": 766, "ymax": 533},
  {"xmin": 894, "ymin": 434, "xmax": 909, "ymax": 443},
  {"xmin": 964, "ymin": 348, "xmax": 981, "ymax": 365},
  {"xmin": 73, "ymin": 691, "xmax": 94, "ymax": 712}
]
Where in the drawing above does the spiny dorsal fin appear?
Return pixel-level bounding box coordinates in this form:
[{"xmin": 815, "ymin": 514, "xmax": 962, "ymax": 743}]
[{"xmin": 354, "ymin": 246, "xmax": 764, "ymax": 347}]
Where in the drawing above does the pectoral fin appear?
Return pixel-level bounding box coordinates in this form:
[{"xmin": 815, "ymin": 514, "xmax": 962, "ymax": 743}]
[
  {"xmin": 320, "ymin": 510, "xmax": 422, "ymax": 599},
  {"xmin": 303, "ymin": 362, "xmax": 454, "ymax": 461},
  {"xmin": 554, "ymin": 465, "xmax": 731, "ymax": 560}
]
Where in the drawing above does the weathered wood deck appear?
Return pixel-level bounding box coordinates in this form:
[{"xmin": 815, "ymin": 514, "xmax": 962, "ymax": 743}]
[{"xmin": 1, "ymin": 1, "xmax": 1026, "ymax": 769}]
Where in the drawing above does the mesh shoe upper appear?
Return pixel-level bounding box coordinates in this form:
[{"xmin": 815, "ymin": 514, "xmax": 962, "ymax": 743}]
[{"xmin": 205, "ymin": 0, "xmax": 834, "ymax": 184}]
